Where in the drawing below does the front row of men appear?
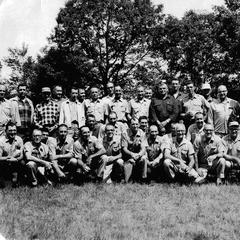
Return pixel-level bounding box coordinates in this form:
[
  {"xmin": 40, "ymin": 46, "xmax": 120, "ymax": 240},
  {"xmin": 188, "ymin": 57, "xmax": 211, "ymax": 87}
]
[{"xmin": 0, "ymin": 116, "xmax": 239, "ymax": 187}]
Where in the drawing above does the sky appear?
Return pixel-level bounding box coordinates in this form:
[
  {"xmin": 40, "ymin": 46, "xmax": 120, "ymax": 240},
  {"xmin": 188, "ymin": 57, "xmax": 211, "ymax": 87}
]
[{"xmin": 0, "ymin": 0, "xmax": 225, "ymax": 77}]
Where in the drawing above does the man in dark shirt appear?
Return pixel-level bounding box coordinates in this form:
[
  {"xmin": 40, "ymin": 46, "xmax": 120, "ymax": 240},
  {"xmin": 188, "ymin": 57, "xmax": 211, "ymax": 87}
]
[{"xmin": 149, "ymin": 83, "xmax": 178, "ymax": 132}]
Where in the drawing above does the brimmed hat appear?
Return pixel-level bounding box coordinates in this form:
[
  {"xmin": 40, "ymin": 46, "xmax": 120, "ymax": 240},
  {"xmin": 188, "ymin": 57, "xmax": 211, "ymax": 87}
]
[
  {"xmin": 201, "ymin": 83, "xmax": 211, "ymax": 90},
  {"xmin": 229, "ymin": 121, "xmax": 239, "ymax": 128},
  {"xmin": 41, "ymin": 87, "xmax": 51, "ymax": 93}
]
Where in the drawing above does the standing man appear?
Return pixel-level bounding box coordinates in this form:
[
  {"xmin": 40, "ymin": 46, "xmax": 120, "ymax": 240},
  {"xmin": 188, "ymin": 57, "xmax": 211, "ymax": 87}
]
[
  {"xmin": 33, "ymin": 87, "xmax": 60, "ymax": 136},
  {"xmin": 11, "ymin": 84, "xmax": 34, "ymax": 141},
  {"xmin": 163, "ymin": 123, "xmax": 202, "ymax": 183},
  {"xmin": 85, "ymin": 87, "xmax": 107, "ymax": 123},
  {"xmin": 78, "ymin": 88, "xmax": 86, "ymax": 103},
  {"xmin": 0, "ymin": 122, "xmax": 24, "ymax": 187},
  {"xmin": 186, "ymin": 112, "xmax": 205, "ymax": 143},
  {"xmin": 102, "ymin": 82, "xmax": 115, "ymax": 107},
  {"xmin": 193, "ymin": 124, "xmax": 227, "ymax": 185},
  {"xmin": 107, "ymin": 85, "xmax": 130, "ymax": 125},
  {"xmin": 182, "ymin": 81, "xmax": 210, "ymax": 128},
  {"xmin": 59, "ymin": 87, "xmax": 86, "ymax": 128},
  {"xmin": 208, "ymin": 85, "xmax": 239, "ymax": 137},
  {"xmin": 122, "ymin": 118, "xmax": 147, "ymax": 183},
  {"xmin": 129, "ymin": 85, "xmax": 151, "ymax": 120},
  {"xmin": 52, "ymin": 85, "xmax": 66, "ymax": 108},
  {"xmin": 201, "ymin": 82, "xmax": 213, "ymax": 103},
  {"xmin": 149, "ymin": 83, "xmax": 178, "ymax": 132},
  {"xmin": 24, "ymin": 129, "xmax": 52, "ymax": 186},
  {"xmin": 0, "ymin": 85, "xmax": 16, "ymax": 136}
]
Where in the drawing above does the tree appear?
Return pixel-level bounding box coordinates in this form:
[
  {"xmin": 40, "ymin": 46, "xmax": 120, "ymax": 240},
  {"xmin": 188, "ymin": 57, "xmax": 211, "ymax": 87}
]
[
  {"xmin": 3, "ymin": 44, "xmax": 37, "ymax": 89},
  {"xmin": 43, "ymin": 0, "xmax": 164, "ymax": 91}
]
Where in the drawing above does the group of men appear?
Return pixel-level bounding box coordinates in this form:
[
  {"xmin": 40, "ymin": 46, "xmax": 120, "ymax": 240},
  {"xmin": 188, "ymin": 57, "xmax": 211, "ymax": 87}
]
[{"xmin": 0, "ymin": 79, "xmax": 240, "ymax": 187}]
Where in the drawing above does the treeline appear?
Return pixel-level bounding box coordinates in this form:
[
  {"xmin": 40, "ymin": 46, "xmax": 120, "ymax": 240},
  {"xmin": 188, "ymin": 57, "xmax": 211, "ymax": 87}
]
[{"xmin": 2, "ymin": 0, "xmax": 240, "ymax": 96}]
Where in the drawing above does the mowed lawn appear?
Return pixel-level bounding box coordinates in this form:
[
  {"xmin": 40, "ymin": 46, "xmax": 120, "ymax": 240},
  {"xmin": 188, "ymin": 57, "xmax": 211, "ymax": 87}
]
[{"xmin": 0, "ymin": 183, "xmax": 240, "ymax": 240}]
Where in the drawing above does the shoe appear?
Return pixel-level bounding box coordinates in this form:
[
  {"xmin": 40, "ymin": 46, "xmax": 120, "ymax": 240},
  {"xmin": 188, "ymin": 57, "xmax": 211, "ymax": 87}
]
[
  {"xmin": 30, "ymin": 181, "xmax": 38, "ymax": 187},
  {"xmin": 195, "ymin": 177, "xmax": 206, "ymax": 184},
  {"xmin": 216, "ymin": 178, "xmax": 223, "ymax": 185}
]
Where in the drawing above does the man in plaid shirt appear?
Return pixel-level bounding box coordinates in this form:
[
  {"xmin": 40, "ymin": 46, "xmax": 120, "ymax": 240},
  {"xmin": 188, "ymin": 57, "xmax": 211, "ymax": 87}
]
[
  {"xmin": 11, "ymin": 84, "xmax": 34, "ymax": 141},
  {"xmin": 34, "ymin": 87, "xmax": 60, "ymax": 136}
]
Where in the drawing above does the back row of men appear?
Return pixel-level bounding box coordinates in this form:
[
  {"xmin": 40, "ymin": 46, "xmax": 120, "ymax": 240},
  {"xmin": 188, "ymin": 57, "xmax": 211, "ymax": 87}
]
[{"xmin": 1, "ymin": 80, "xmax": 240, "ymax": 187}]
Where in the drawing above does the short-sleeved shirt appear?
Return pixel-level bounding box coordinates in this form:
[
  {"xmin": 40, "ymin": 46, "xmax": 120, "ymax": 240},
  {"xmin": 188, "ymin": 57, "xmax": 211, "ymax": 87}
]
[
  {"xmin": 129, "ymin": 98, "xmax": 151, "ymax": 119},
  {"xmin": 47, "ymin": 136, "xmax": 74, "ymax": 157},
  {"xmin": 107, "ymin": 98, "xmax": 130, "ymax": 122},
  {"xmin": 165, "ymin": 138, "xmax": 195, "ymax": 165},
  {"xmin": 102, "ymin": 136, "xmax": 121, "ymax": 156},
  {"xmin": 99, "ymin": 122, "xmax": 127, "ymax": 140},
  {"xmin": 146, "ymin": 135, "xmax": 165, "ymax": 162},
  {"xmin": 121, "ymin": 128, "xmax": 147, "ymax": 153},
  {"xmin": 85, "ymin": 99, "xmax": 107, "ymax": 122},
  {"xmin": 183, "ymin": 94, "xmax": 209, "ymax": 117},
  {"xmin": 0, "ymin": 135, "xmax": 23, "ymax": 157},
  {"xmin": 24, "ymin": 141, "xmax": 49, "ymax": 161},
  {"xmin": 0, "ymin": 99, "xmax": 15, "ymax": 128},
  {"xmin": 73, "ymin": 136, "xmax": 103, "ymax": 161},
  {"xmin": 186, "ymin": 123, "xmax": 205, "ymax": 143},
  {"xmin": 222, "ymin": 134, "xmax": 240, "ymax": 158},
  {"xmin": 193, "ymin": 134, "xmax": 224, "ymax": 167},
  {"xmin": 34, "ymin": 100, "xmax": 59, "ymax": 127},
  {"xmin": 102, "ymin": 95, "xmax": 115, "ymax": 108},
  {"xmin": 208, "ymin": 98, "xmax": 238, "ymax": 135}
]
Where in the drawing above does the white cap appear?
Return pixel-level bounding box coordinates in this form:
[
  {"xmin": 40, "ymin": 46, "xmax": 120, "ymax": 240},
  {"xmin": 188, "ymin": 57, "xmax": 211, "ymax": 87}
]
[{"xmin": 201, "ymin": 83, "xmax": 211, "ymax": 90}]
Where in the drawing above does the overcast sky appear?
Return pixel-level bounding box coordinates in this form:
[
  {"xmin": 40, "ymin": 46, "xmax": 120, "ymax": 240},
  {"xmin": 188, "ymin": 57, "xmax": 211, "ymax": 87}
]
[{"xmin": 0, "ymin": 0, "xmax": 225, "ymax": 77}]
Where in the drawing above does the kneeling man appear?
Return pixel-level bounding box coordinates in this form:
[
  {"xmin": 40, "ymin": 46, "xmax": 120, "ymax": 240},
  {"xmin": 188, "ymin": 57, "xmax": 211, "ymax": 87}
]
[{"xmin": 163, "ymin": 123, "xmax": 202, "ymax": 183}]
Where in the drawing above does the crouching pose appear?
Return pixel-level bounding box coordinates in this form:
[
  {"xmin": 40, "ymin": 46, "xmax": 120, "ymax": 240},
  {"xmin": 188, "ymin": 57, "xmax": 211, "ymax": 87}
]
[
  {"xmin": 194, "ymin": 124, "xmax": 229, "ymax": 185},
  {"xmin": 24, "ymin": 129, "xmax": 52, "ymax": 187},
  {"xmin": 0, "ymin": 122, "xmax": 24, "ymax": 187},
  {"xmin": 222, "ymin": 121, "xmax": 240, "ymax": 176},
  {"xmin": 101, "ymin": 124, "xmax": 124, "ymax": 183},
  {"xmin": 48, "ymin": 124, "xmax": 76, "ymax": 182},
  {"xmin": 73, "ymin": 126, "xmax": 106, "ymax": 183},
  {"xmin": 145, "ymin": 125, "xmax": 165, "ymax": 182},
  {"xmin": 163, "ymin": 123, "xmax": 203, "ymax": 183},
  {"xmin": 122, "ymin": 118, "xmax": 147, "ymax": 183}
]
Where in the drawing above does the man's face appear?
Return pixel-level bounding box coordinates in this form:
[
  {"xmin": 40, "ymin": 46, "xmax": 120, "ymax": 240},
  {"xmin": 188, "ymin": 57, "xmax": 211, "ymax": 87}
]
[
  {"xmin": 42, "ymin": 92, "xmax": 51, "ymax": 101},
  {"xmin": 172, "ymin": 81, "xmax": 180, "ymax": 92},
  {"xmin": 6, "ymin": 126, "xmax": 17, "ymax": 140},
  {"xmin": 229, "ymin": 127, "xmax": 238, "ymax": 139},
  {"xmin": 91, "ymin": 88, "xmax": 99, "ymax": 100},
  {"xmin": 18, "ymin": 86, "xmax": 27, "ymax": 98},
  {"xmin": 33, "ymin": 130, "xmax": 42, "ymax": 144},
  {"xmin": 78, "ymin": 89, "xmax": 85, "ymax": 100},
  {"xmin": 195, "ymin": 114, "xmax": 204, "ymax": 129},
  {"xmin": 204, "ymin": 125, "xmax": 214, "ymax": 139},
  {"xmin": 87, "ymin": 117, "xmax": 96, "ymax": 128},
  {"xmin": 176, "ymin": 127, "xmax": 185, "ymax": 142},
  {"xmin": 107, "ymin": 83, "xmax": 114, "ymax": 96},
  {"xmin": 201, "ymin": 89, "xmax": 211, "ymax": 98},
  {"xmin": 58, "ymin": 126, "xmax": 68, "ymax": 140},
  {"xmin": 139, "ymin": 119, "xmax": 148, "ymax": 132},
  {"xmin": 130, "ymin": 120, "xmax": 139, "ymax": 132},
  {"xmin": 137, "ymin": 87, "xmax": 145, "ymax": 100},
  {"xmin": 186, "ymin": 84, "xmax": 195, "ymax": 95},
  {"xmin": 0, "ymin": 85, "xmax": 6, "ymax": 99},
  {"xmin": 145, "ymin": 89, "xmax": 152, "ymax": 99},
  {"xmin": 106, "ymin": 125, "xmax": 114, "ymax": 139},
  {"xmin": 149, "ymin": 126, "xmax": 158, "ymax": 139},
  {"xmin": 218, "ymin": 86, "xmax": 228, "ymax": 100},
  {"xmin": 53, "ymin": 86, "xmax": 62, "ymax": 99},
  {"xmin": 41, "ymin": 131, "xmax": 49, "ymax": 142},
  {"xmin": 71, "ymin": 89, "xmax": 78, "ymax": 101},
  {"xmin": 81, "ymin": 127, "xmax": 90, "ymax": 141},
  {"xmin": 158, "ymin": 84, "xmax": 168, "ymax": 96},
  {"xmin": 115, "ymin": 87, "xmax": 122, "ymax": 99},
  {"xmin": 109, "ymin": 114, "xmax": 117, "ymax": 125}
]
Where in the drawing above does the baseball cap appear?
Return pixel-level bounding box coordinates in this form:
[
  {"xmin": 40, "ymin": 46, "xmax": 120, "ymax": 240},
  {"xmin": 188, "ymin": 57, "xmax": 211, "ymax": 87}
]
[
  {"xmin": 201, "ymin": 83, "xmax": 211, "ymax": 90},
  {"xmin": 229, "ymin": 121, "xmax": 239, "ymax": 128},
  {"xmin": 41, "ymin": 87, "xmax": 51, "ymax": 93}
]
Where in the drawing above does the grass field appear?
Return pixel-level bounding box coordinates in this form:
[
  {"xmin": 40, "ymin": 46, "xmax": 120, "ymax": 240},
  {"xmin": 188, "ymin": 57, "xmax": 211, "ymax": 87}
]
[{"xmin": 0, "ymin": 183, "xmax": 240, "ymax": 240}]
